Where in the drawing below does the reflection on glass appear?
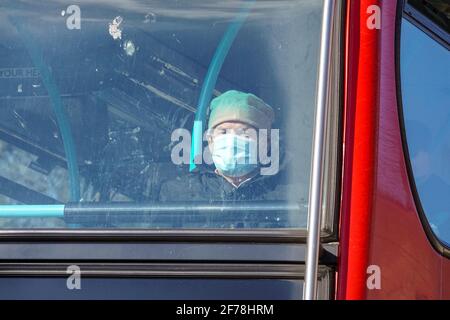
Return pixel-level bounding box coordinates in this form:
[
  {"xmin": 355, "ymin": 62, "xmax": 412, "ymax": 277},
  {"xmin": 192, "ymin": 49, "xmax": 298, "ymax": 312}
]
[
  {"xmin": 0, "ymin": 0, "xmax": 324, "ymax": 229},
  {"xmin": 401, "ymin": 19, "xmax": 450, "ymax": 246}
]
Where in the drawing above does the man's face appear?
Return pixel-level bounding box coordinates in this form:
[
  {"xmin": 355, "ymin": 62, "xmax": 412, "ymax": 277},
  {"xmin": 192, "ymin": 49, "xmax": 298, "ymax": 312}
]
[
  {"xmin": 208, "ymin": 121, "xmax": 254, "ymax": 150},
  {"xmin": 207, "ymin": 121, "xmax": 260, "ymax": 178}
]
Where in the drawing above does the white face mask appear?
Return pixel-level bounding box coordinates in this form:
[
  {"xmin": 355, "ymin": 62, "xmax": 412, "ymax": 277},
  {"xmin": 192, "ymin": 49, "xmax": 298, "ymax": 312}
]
[{"xmin": 212, "ymin": 134, "xmax": 258, "ymax": 177}]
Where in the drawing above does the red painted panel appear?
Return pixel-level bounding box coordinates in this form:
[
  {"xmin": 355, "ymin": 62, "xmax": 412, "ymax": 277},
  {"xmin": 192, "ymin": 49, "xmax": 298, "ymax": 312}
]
[
  {"xmin": 443, "ymin": 266, "xmax": 450, "ymax": 298},
  {"xmin": 338, "ymin": 0, "xmax": 450, "ymax": 299},
  {"xmin": 337, "ymin": 0, "xmax": 380, "ymax": 300},
  {"xmin": 367, "ymin": 0, "xmax": 448, "ymax": 300}
]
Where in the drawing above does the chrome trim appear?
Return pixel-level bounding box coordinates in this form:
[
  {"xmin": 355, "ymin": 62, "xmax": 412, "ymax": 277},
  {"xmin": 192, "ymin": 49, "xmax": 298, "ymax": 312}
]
[
  {"xmin": 320, "ymin": 0, "xmax": 345, "ymax": 239},
  {"xmin": 304, "ymin": 0, "xmax": 336, "ymax": 300},
  {"xmin": 0, "ymin": 228, "xmax": 336, "ymax": 243},
  {"xmin": 0, "ymin": 241, "xmax": 337, "ymax": 264},
  {"xmin": 0, "ymin": 263, "xmax": 306, "ymax": 278}
]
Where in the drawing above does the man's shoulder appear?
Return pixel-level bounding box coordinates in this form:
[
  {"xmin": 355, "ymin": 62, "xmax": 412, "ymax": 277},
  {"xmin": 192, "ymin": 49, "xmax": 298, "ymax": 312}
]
[{"xmin": 158, "ymin": 170, "xmax": 223, "ymax": 201}]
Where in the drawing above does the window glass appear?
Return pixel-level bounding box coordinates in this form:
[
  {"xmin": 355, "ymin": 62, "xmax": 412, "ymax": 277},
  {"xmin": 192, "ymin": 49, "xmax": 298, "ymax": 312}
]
[
  {"xmin": 401, "ymin": 18, "xmax": 450, "ymax": 246},
  {"xmin": 0, "ymin": 0, "xmax": 324, "ymax": 229}
]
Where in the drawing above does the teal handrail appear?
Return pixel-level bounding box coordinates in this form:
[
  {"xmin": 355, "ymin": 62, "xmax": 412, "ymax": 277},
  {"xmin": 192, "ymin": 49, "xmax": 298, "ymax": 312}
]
[
  {"xmin": 189, "ymin": 0, "xmax": 255, "ymax": 171},
  {"xmin": 0, "ymin": 205, "xmax": 64, "ymax": 218}
]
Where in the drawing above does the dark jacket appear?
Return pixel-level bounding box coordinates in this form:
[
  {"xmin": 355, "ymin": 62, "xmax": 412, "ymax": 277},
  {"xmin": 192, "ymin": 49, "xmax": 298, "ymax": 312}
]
[{"xmin": 159, "ymin": 167, "xmax": 287, "ymax": 202}]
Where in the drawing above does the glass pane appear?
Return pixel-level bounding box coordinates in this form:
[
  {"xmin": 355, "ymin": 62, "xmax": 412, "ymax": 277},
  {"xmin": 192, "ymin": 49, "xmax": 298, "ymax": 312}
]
[
  {"xmin": 0, "ymin": 0, "xmax": 324, "ymax": 229},
  {"xmin": 401, "ymin": 19, "xmax": 450, "ymax": 246}
]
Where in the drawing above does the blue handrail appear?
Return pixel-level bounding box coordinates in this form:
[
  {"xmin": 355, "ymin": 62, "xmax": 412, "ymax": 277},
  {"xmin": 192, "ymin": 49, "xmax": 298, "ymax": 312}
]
[
  {"xmin": 0, "ymin": 205, "xmax": 65, "ymax": 218},
  {"xmin": 189, "ymin": 0, "xmax": 255, "ymax": 171}
]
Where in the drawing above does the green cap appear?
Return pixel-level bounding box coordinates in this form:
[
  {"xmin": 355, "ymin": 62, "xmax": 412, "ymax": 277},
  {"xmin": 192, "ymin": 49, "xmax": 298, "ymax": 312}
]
[{"xmin": 208, "ymin": 90, "xmax": 275, "ymax": 130}]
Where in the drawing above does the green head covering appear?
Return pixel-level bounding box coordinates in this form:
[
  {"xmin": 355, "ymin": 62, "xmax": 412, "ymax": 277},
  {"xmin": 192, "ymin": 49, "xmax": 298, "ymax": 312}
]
[{"xmin": 208, "ymin": 90, "xmax": 275, "ymax": 130}]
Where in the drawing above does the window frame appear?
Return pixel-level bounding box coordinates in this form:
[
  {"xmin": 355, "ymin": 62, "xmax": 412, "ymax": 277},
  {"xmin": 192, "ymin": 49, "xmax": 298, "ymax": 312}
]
[
  {"xmin": 0, "ymin": 263, "xmax": 335, "ymax": 300},
  {"xmin": 0, "ymin": 0, "xmax": 344, "ymax": 244},
  {"xmin": 397, "ymin": 0, "xmax": 450, "ymax": 258},
  {"xmin": 403, "ymin": 0, "xmax": 450, "ymax": 50}
]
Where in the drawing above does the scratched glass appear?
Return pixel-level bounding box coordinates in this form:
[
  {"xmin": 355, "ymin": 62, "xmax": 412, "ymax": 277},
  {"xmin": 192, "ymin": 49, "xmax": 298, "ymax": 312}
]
[{"xmin": 0, "ymin": 0, "xmax": 324, "ymax": 229}]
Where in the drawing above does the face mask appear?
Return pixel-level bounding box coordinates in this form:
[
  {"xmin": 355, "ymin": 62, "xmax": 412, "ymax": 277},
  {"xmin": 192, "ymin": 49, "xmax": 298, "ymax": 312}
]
[{"xmin": 212, "ymin": 134, "xmax": 258, "ymax": 177}]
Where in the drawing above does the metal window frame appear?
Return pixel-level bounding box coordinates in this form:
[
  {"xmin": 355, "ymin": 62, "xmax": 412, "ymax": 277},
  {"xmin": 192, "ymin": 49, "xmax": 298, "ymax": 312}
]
[
  {"xmin": 403, "ymin": 0, "xmax": 450, "ymax": 50},
  {"xmin": 0, "ymin": 263, "xmax": 335, "ymax": 300},
  {"xmin": 0, "ymin": 1, "xmax": 344, "ymax": 246},
  {"xmin": 0, "ymin": 241, "xmax": 337, "ymax": 263},
  {"xmin": 0, "ymin": 241, "xmax": 337, "ymax": 300},
  {"xmin": 304, "ymin": 0, "xmax": 342, "ymax": 300}
]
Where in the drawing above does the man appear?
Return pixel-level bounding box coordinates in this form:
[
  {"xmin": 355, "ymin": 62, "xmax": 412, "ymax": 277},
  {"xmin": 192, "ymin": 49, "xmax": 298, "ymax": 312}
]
[
  {"xmin": 159, "ymin": 90, "xmax": 288, "ymax": 202},
  {"xmin": 206, "ymin": 90, "xmax": 275, "ymax": 189}
]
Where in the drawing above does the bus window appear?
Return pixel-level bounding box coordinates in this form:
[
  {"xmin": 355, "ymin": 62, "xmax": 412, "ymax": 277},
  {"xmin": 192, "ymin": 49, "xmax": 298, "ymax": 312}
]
[
  {"xmin": 0, "ymin": 0, "xmax": 325, "ymax": 229},
  {"xmin": 401, "ymin": 1, "xmax": 450, "ymax": 246}
]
